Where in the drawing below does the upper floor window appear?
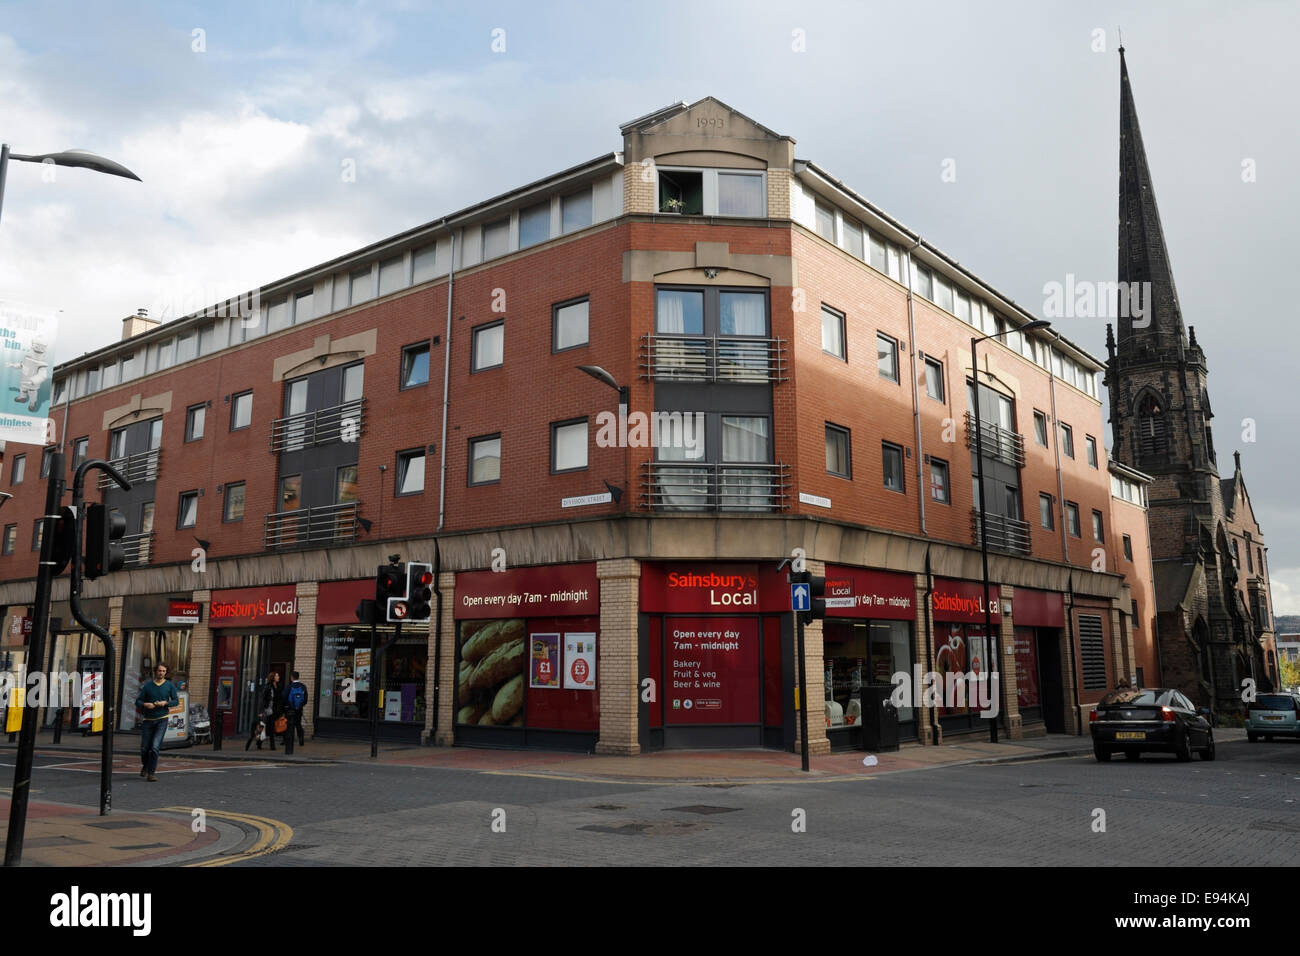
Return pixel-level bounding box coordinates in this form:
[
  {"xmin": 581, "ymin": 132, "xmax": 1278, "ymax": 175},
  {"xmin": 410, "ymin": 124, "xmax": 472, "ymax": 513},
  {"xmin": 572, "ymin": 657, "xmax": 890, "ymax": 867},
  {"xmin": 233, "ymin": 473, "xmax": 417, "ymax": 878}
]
[
  {"xmin": 1065, "ymin": 501, "xmax": 1081, "ymax": 537},
  {"xmin": 109, "ymin": 427, "xmax": 127, "ymax": 460},
  {"xmin": 1033, "ymin": 410, "xmax": 1049, "ymax": 447},
  {"xmin": 932, "ymin": 276, "xmax": 953, "ymax": 313},
  {"xmin": 911, "ymin": 263, "xmax": 933, "ymax": 300},
  {"xmin": 877, "ymin": 333, "xmax": 899, "ymax": 383},
  {"xmin": 396, "ymin": 449, "xmax": 426, "ymax": 496},
  {"xmin": 469, "ymin": 435, "xmax": 501, "ymax": 485},
  {"xmin": 268, "ymin": 298, "xmax": 290, "ymax": 332},
  {"xmin": 472, "ymin": 322, "xmax": 505, "ymax": 371},
  {"xmin": 231, "ymin": 391, "xmax": 253, "ymax": 431},
  {"xmin": 482, "ymin": 218, "xmax": 509, "ymax": 258},
  {"xmin": 186, "ymin": 404, "xmax": 205, "ymax": 442},
  {"xmin": 1086, "ymin": 435, "xmax": 1098, "ymax": 468},
  {"xmin": 342, "ymin": 363, "xmax": 364, "ymax": 403},
  {"xmin": 349, "ymin": 267, "xmax": 373, "ymax": 306},
  {"xmin": 924, "ymin": 357, "xmax": 945, "ymax": 402},
  {"xmin": 519, "ymin": 201, "xmax": 551, "ymax": 248},
  {"xmin": 1060, "ymin": 422, "xmax": 1075, "ymax": 458},
  {"xmin": 102, "ymin": 360, "xmax": 120, "ymax": 389},
  {"xmin": 821, "ymin": 306, "xmax": 846, "ymax": 359},
  {"xmin": 1123, "ymin": 534, "xmax": 1133, "ymax": 561},
  {"xmin": 561, "ymin": 189, "xmax": 593, "ymax": 233},
  {"xmin": 10, "ymin": 454, "xmax": 25, "ymax": 486},
  {"xmin": 73, "ymin": 437, "xmax": 89, "ymax": 467},
  {"xmin": 814, "ymin": 200, "xmax": 835, "ymax": 240},
  {"xmin": 1092, "ymin": 509, "xmax": 1105, "ymax": 542},
  {"xmin": 1039, "ymin": 493, "xmax": 1054, "ymax": 530},
  {"xmin": 413, "ymin": 243, "xmax": 442, "ymax": 283},
  {"xmin": 176, "ymin": 331, "xmax": 198, "ymax": 364},
  {"xmin": 294, "ymin": 290, "xmax": 314, "ymax": 324},
  {"xmin": 717, "ymin": 172, "xmax": 764, "ymax": 217},
  {"xmin": 841, "ymin": 216, "xmax": 864, "ymax": 259},
  {"xmin": 882, "ymin": 442, "xmax": 904, "ymax": 493},
  {"xmin": 929, "ymin": 457, "xmax": 950, "ymax": 504},
  {"xmin": 177, "ymin": 490, "xmax": 199, "ymax": 529},
  {"xmin": 553, "ymin": 299, "xmax": 590, "ymax": 352},
  {"xmin": 224, "ymin": 481, "xmax": 246, "ymax": 522},
  {"xmin": 2, "ymin": 524, "xmax": 16, "ymax": 555},
  {"xmin": 378, "ymin": 256, "xmax": 406, "ymax": 297},
  {"xmin": 40, "ymin": 447, "xmax": 54, "ymax": 478},
  {"xmin": 659, "ymin": 169, "xmax": 703, "ymax": 215},
  {"xmin": 825, "ymin": 424, "xmax": 851, "ymax": 478},
  {"xmin": 1136, "ymin": 393, "xmax": 1168, "ymax": 456},
  {"xmin": 657, "ymin": 289, "xmax": 704, "ymax": 335},
  {"xmin": 551, "ymin": 419, "xmax": 589, "ymax": 473},
  {"xmin": 401, "ymin": 342, "xmax": 430, "ymax": 388}
]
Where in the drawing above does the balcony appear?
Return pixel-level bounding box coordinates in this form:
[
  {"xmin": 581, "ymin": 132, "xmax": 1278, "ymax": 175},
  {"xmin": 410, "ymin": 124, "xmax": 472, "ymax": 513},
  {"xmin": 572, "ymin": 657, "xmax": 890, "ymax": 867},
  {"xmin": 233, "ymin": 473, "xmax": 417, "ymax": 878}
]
[
  {"xmin": 98, "ymin": 448, "xmax": 161, "ymax": 489},
  {"xmin": 270, "ymin": 398, "xmax": 366, "ymax": 453},
  {"xmin": 971, "ymin": 511, "xmax": 1032, "ymax": 556},
  {"xmin": 264, "ymin": 501, "xmax": 361, "ymax": 550},
  {"xmin": 640, "ymin": 461, "xmax": 791, "ymax": 513},
  {"xmin": 121, "ymin": 531, "xmax": 154, "ymax": 568},
  {"xmin": 639, "ymin": 334, "xmax": 788, "ymax": 384},
  {"xmin": 964, "ymin": 413, "xmax": 1025, "ymax": 468}
]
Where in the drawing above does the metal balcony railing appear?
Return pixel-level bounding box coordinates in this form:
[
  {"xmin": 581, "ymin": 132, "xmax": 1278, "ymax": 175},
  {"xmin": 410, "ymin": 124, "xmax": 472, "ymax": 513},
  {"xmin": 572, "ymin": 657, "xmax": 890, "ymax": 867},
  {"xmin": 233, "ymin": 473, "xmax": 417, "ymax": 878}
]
[
  {"xmin": 964, "ymin": 413, "xmax": 1026, "ymax": 468},
  {"xmin": 639, "ymin": 334, "xmax": 788, "ymax": 384},
  {"xmin": 121, "ymin": 531, "xmax": 154, "ymax": 568},
  {"xmin": 972, "ymin": 511, "xmax": 1032, "ymax": 556},
  {"xmin": 640, "ymin": 461, "xmax": 791, "ymax": 513},
  {"xmin": 270, "ymin": 398, "xmax": 365, "ymax": 453},
  {"xmin": 98, "ymin": 448, "xmax": 161, "ymax": 489},
  {"xmin": 264, "ymin": 501, "xmax": 360, "ymax": 549}
]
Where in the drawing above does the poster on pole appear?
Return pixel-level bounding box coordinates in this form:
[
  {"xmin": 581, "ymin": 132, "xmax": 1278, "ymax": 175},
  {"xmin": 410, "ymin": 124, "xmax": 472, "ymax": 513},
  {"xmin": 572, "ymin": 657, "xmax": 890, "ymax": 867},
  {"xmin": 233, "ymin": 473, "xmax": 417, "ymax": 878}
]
[{"xmin": 0, "ymin": 300, "xmax": 58, "ymax": 446}]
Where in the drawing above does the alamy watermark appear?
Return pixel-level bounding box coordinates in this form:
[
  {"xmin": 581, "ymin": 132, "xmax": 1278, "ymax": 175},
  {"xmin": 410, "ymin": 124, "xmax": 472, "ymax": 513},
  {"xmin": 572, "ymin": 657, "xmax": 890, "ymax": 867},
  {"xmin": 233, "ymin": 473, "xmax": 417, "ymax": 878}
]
[{"xmin": 1042, "ymin": 275, "xmax": 1151, "ymax": 326}]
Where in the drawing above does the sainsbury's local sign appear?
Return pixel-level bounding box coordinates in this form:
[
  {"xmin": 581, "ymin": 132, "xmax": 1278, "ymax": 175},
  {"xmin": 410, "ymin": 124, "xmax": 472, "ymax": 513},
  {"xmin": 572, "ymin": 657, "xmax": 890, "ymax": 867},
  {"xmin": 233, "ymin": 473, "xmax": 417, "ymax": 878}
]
[{"xmin": 208, "ymin": 586, "xmax": 298, "ymax": 627}]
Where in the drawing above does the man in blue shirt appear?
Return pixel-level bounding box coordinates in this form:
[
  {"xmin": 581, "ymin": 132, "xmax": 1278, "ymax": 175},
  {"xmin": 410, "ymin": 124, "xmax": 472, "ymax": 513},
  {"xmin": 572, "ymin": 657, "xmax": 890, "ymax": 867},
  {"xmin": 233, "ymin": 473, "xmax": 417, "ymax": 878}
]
[{"xmin": 135, "ymin": 663, "xmax": 178, "ymax": 782}]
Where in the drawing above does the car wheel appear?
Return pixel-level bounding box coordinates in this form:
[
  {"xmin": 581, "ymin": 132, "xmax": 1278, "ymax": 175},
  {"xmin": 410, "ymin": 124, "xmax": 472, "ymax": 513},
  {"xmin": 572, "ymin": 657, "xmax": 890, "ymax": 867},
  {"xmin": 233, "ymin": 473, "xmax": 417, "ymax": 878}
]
[
  {"xmin": 1124, "ymin": 750, "xmax": 1141, "ymax": 761},
  {"xmin": 1175, "ymin": 730, "xmax": 1193, "ymax": 762},
  {"xmin": 1093, "ymin": 744, "xmax": 1112, "ymax": 762},
  {"xmin": 1198, "ymin": 730, "xmax": 1216, "ymax": 761},
  {"xmin": 1248, "ymin": 732, "xmax": 1258, "ymax": 743}
]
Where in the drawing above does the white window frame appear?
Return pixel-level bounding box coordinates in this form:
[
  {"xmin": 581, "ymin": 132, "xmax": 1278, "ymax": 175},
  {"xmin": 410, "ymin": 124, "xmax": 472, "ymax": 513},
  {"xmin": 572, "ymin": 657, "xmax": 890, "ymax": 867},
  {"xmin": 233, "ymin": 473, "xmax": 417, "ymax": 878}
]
[{"xmin": 655, "ymin": 166, "xmax": 767, "ymax": 218}]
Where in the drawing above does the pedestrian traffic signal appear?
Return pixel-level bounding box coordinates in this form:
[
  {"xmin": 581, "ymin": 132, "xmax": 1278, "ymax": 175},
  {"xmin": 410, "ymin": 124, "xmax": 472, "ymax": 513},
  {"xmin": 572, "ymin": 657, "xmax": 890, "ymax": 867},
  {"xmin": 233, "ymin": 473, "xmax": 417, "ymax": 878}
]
[
  {"xmin": 83, "ymin": 503, "xmax": 126, "ymax": 580},
  {"xmin": 406, "ymin": 562, "xmax": 433, "ymax": 622},
  {"xmin": 790, "ymin": 571, "xmax": 826, "ymax": 621},
  {"xmin": 375, "ymin": 562, "xmax": 407, "ymax": 623}
]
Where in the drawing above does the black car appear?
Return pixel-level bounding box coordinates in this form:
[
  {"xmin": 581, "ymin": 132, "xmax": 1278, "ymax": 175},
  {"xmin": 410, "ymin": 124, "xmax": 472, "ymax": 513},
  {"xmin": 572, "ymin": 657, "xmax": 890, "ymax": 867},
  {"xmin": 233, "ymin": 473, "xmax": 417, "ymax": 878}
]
[{"xmin": 1090, "ymin": 687, "xmax": 1215, "ymax": 762}]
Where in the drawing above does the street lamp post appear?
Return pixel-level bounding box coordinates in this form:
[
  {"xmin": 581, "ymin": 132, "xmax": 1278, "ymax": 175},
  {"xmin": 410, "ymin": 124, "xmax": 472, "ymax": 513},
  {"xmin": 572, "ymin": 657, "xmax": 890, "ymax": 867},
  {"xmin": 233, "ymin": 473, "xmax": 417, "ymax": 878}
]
[
  {"xmin": 971, "ymin": 319, "xmax": 1050, "ymax": 744},
  {"xmin": 0, "ymin": 145, "xmax": 141, "ymax": 226}
]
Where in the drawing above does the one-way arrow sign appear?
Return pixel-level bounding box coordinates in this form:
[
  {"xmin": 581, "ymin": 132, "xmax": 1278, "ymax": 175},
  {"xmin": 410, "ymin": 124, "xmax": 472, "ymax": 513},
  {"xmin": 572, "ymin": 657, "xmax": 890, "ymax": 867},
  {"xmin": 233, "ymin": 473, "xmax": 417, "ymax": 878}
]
[{"xmin": 791, "ymin": 583, "xmax": 810, "ymax": 612}]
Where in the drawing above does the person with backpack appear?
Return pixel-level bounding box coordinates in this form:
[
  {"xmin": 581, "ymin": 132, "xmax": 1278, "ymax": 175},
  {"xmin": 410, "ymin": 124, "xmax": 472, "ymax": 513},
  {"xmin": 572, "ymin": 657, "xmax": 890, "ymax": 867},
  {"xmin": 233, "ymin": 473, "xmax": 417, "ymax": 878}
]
[{"xmin": 284, "ymin": 671, "xmax": 309, "ymax": 747}]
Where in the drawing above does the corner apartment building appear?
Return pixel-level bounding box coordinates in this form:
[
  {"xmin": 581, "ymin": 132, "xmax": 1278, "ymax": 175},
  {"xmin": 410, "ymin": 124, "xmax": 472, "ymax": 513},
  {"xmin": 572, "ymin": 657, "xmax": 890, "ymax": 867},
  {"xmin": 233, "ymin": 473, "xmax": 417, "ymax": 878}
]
[{"xmin": 0, "ymin": 97, "xmax": 1154, "ymax": 754}]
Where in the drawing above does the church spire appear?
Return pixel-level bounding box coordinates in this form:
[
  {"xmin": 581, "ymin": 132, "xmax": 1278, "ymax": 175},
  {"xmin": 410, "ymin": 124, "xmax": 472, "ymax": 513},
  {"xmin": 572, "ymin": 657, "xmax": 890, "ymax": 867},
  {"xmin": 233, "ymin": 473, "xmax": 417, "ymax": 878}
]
[{"xmin": 1118, "ymin": 48, "xmax": 1186, "ymax": 350}]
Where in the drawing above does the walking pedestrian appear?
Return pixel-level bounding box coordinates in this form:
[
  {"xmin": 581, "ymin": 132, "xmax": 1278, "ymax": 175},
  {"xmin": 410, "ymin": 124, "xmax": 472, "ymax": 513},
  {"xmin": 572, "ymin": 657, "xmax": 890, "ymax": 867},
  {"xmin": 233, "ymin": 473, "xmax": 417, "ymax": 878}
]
[
  {"xmin": 261, "ymin": 671, "xmax": 285, "ymax": 751},
  {"xmin": 135, "ymin": 663, "xmax": 178, "ymax": 782},
  {"xmin": 284, "ymin": 671, "xmax": 309, "ymax": 747}
]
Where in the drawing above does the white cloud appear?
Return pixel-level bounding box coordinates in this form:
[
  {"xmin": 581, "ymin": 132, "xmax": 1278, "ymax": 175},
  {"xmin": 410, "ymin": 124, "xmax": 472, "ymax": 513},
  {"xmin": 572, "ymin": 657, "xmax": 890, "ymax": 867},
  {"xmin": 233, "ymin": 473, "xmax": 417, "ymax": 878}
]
[{"xmin": 1269, "ymin": 568, "xmax": 1300, "ymax": 617}]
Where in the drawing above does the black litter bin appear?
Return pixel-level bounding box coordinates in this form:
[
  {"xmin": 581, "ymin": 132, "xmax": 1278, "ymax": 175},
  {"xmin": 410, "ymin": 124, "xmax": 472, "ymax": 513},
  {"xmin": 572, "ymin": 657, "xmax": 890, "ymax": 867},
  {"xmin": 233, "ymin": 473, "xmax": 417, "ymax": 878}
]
[{"xmin": 859, "ymin": 684, "xmax": 900, "ymax": 752}]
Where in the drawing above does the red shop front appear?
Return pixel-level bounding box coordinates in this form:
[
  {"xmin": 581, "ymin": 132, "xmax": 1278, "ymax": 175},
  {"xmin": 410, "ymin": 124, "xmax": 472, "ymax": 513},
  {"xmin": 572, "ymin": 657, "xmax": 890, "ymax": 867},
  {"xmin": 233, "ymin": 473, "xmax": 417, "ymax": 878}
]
[
  {"xmin": 208, "ymin": 585, "xmax": 300, "ymax": 739},
  {"xmin": 639, "ymin": 562, "xmax": 791, "ymax": 751},
  {"xmin": 454, "ymin": 563, "xmax": 599, "ymax": 751},
  {"xmin": 1011, "ymin": 588, "xmax": 1067, "ymax": 733},
  {"xmin": 931, "ymin": 578, "xmax": 1001, "ymax": 735}
]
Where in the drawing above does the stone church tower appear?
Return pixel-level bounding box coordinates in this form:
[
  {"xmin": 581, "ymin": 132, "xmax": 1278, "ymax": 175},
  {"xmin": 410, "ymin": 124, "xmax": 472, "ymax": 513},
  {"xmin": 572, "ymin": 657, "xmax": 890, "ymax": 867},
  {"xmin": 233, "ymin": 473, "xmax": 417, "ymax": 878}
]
[{"xmin": 1105, "ymin": 48, "xmax": 1277, "ymax": 712}]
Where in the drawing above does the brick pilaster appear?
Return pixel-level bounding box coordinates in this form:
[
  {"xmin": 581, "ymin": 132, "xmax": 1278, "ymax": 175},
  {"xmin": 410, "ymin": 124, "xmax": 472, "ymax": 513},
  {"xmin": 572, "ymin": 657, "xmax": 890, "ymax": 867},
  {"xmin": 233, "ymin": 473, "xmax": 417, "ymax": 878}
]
[
  {"xmin": 189, "ymin": 589, "xmax": 213, "ymax": 710},
  {"xmin": 294, "ymin": 582, "xmax": 318, "ymax": 737},
  {"xmin": 913, "ymin": 575, "xmax": 937, "ymax": 745},
  {"xmin": 433, "ymin": 571, "xmax": 456, "ymax": 746},
  {"xmin": 999, "ymin": 585, "xmax": 1022, "ymax": 739},
  {"xmin": 595, "ymin": 558, "xmax": 640, "ymax": 755},
  {"xmin": 792, "ymin": 560, "xmax": 831, "ymax": 756}
]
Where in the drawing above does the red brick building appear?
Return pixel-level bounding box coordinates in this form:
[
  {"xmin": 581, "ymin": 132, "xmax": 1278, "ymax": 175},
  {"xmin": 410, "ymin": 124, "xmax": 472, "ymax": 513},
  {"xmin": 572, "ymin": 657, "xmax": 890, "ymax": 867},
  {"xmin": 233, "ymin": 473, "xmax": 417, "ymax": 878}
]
[{"xmin": 0, "ymin": 97, "xmax": 1156, "ymax": 753}]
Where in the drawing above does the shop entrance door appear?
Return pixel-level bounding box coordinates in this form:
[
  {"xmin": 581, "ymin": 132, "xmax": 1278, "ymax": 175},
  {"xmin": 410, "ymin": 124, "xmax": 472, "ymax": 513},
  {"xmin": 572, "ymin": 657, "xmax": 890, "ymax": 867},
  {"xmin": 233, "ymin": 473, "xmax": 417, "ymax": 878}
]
[
  {"xmin": 232, "ymin": 633, "xmax": 296, "ymax": 736},
  {"xmin": 1037, "ymin": 628, "xmax": 1066, "ymax": 734}
]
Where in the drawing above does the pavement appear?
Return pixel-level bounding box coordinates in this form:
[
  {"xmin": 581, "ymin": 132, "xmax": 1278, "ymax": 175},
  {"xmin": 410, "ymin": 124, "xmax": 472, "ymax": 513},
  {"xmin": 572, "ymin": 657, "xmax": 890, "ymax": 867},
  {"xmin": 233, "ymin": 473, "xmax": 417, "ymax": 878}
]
[{"xmin": 0, "ymin": 725, "xmax": 1248, "ymax": 865}]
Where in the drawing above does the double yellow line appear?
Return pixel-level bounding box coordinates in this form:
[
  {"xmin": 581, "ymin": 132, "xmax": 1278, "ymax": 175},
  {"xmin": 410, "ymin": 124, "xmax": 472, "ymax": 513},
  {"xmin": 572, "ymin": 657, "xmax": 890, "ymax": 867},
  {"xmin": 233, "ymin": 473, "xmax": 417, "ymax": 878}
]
[{"xmin": 160, "ymin": 807, "xmax": 293, "ymax": 866}]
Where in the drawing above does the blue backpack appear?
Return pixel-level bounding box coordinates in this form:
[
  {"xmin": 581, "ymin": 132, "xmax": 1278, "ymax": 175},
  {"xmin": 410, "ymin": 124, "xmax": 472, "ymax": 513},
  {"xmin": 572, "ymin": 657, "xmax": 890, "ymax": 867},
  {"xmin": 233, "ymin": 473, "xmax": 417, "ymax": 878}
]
[{"xmin": 287, "ymin": 682, "xmax": 307, "ymax": 709}]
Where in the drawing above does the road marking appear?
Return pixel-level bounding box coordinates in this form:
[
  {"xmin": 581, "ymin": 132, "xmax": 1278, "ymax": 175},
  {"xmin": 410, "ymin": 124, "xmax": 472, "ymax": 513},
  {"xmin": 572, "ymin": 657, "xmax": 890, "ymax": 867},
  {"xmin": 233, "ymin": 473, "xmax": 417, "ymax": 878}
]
[
  {"xmin": 159, "ymin": 807, "xmax": 292, "ymax": 866},
  {"xmin": 480, "ymin": 769, "xmax": 881, "ymax": 786}
]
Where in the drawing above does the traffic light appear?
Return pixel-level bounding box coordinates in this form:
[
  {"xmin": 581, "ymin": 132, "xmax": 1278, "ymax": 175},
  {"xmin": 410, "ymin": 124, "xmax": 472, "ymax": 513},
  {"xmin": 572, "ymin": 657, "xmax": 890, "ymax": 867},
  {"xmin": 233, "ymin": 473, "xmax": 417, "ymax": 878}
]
[
  {"xmin": 405, "ymin": 562, "xmax": 433, "ymax": 622},
  {"xmin": 790, "ymin": 571, "xmax": 826, "ymax": 621},
  {"xmin": 50, "ymin": 506, "xmax": 77, "ymax": 575},
  {"xmin": 83, "ymin": 503, "xmax": 126, "ymax": 580},
  {"xmin": 375, "ymin": 562, "xmax": 407, "ymax": 623}
]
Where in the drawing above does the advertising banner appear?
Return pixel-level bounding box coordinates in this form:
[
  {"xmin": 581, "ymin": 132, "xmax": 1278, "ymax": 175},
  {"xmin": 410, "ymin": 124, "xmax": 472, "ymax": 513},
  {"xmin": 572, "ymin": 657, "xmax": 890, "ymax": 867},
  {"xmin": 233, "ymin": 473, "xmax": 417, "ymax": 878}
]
[
  {"xmin": 931, "ymin": 579, "xmax": 1001, "ymax": 624},
  {"xmin": 162, "ymin": 690, "xmax": 191, "ymax": 747},
  {"xmin": 456, "ymin": 564, "xmax": 598, "ymax": 619},
  {"xmin": 563, "ymin": 633, "xmax": 596, "ymax": 691},
  {"xmin": 0, "ymin": 300, "xmax": 57, "ymax": 446},
  {"xmin": 529, "ymin": 632, "xmax": 560, "ymax": 689},
  {"xmin": 1013, "ymin": 628, "xmax": 1040, "ymax": 709},
  {"xmin": 823, "ymin": 566, "xmax": 915, "ymax": 619},
  {"xmin": 166, "ymin": 600, "xmax": 202, "ymax": 625},
  {"xmin": 665, "ymin": 617, "xmax": 759, "ymax": 724}
]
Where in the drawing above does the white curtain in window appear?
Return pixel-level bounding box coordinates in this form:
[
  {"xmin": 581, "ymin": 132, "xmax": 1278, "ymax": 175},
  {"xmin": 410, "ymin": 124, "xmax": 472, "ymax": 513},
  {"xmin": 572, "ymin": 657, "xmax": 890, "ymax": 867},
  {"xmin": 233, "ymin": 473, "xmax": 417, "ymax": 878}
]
[
  {"xmin": 655, "ymin": 413, "xmax": 707, "ymax": 509},
  {"xmin": 718, "ymin": 173, "xmax": 765, "ymax": 217},
  {"xmin": 721, "ymin": 416, "xmax": 769, "ymax": 512},
  {"xmin": 656, "ymin": 291, "xmax": 686, "ymax": 334},
  {"xmin": 720, "ymin": 293, "xmax": 765, "ymax": 336}
]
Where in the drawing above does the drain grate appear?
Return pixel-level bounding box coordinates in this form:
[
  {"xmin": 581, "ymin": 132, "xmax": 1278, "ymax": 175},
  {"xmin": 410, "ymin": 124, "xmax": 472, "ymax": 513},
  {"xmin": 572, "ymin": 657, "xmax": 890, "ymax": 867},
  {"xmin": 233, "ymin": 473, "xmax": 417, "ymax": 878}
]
[
  {"xmin": 665, "ymin": 805, "xmax": 740, "ymax": 815},
  {"xmin": 86, "ymin": 820, "xmax": 146, "ymax": 830},
  {"xmin": 579, "ymin": 823, "xmax": 651, "ymax": 836},
  {"xmin": 589, "ymin": 804, "xmax": 626, "ymax": 811},
  {"xmin": 114, "ymin": 843, "xmax": 170, "ymax": 851}
]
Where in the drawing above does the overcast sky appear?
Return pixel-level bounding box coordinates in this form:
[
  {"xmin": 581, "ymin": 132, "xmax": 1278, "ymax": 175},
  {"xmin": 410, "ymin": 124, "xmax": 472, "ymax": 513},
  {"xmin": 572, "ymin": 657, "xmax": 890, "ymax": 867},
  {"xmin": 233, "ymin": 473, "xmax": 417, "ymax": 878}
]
[{"xmin": 1, "ymin": 0, "xmax": 1297, "ymax": 611}]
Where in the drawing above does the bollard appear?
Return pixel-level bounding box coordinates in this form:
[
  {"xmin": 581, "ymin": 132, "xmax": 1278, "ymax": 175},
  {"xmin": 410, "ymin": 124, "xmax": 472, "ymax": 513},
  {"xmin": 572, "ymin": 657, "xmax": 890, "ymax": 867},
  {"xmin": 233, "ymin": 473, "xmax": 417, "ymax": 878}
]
[
  {"xmin": 212, "ymin": 713, "xmax": 222, "ymax": 751},
  {"xmin": 52, "ymin": 708, "xmax": 64, "ymax": 744},
  {"xmin": 284, "ymin": 716, "xmax": 294, "ymax": 756}
]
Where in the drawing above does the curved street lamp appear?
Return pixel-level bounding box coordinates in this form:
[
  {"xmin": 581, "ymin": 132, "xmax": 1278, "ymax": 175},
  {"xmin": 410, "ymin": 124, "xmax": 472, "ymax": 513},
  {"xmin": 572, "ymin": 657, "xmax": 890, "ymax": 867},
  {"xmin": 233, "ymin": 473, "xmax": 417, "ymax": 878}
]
[
  {"xmin": 971, "ymin": 318, "xmax": 1051, "ymax": 743},
  {"xmin": 0, "ymin": 144, "xmax": 142, "ymax": 226}
]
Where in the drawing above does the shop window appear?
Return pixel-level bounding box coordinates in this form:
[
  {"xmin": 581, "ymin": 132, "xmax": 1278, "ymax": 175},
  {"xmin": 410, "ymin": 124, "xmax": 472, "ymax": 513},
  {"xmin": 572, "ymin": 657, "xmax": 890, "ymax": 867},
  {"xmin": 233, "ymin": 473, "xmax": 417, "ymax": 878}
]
[
  {"xmin": 1123, "ymin": 534, "xmax": 1133, "ymax": 561},
  {"xmin": 1, "ymin": 523, "xmax": 15, "ymax": 555},
  {"xmin": 924, "ymin": 357, "xmax": 945, "ymax": 401},
  {"xmin": 401, "ymin": 342, "xmax": 430, "ymax": 388},
  {"xmin": 826, "ymin": 424, "xmax": 851, "ymax": 478},
  {"xmin": 10, "ymin": 454, "xmax": 25, "ymax": 485},
  {"xmin": 821, "ymin": 305, "xmax": 846, "ymax": 360},
  {"xmin": 877, "ymin": 333, "xmax": 899, "ymax": 382},
  {"xmin": 519, "ymin": 201, "xmax": 551, "ymax": 248},
  {"xmin": 396, "ymin": 449, "xmax": 426, "ymax": 495},
  {"xmin": 929, "ymin": 457, "xmax": 950, "ymax": 504},
  {"xmin": 223, "ymin": 482, "xmax": 246, "ymax": 522},
  {"xmin": 882, "ymin": 442, "xmax": 904, "ymax": 493},
  {"xmin": 551, "ymin": 419, "xmax": 588, "ymax": 473},
  {"xmin": 469, "ymin": 435, "xmax": 501, "ymax": 485},
  {"xmin": 120, "ymin": 629, "xmax": 192, "ymax": 732},
  {"xmin": 230, "ymin": 391, "xmax": 253, "ymax": 431},
  {"xmin": 185, "ymin": 403, "xmax": 206, "ymax": 442},
  {"xmin": 823, "ymin": 618, "xmax": 915, "ymax": 729},
  {"xmin": 318, "ymin": 624, "xmax": 427, "ymax": 725},
  {"xmin": 553, "ymin": 298, "xmax": 590, "ymax": 351},
  {"xmin": 177, "ymin": 491, "xmax": 198, "ymax": 529},
  {"xmin": 472, "ymin": 322, "xmax": 504, "ymax": 371},
  {"xmin": 561, "ymin": 189, "xmax": 593, "ymax": 233}
]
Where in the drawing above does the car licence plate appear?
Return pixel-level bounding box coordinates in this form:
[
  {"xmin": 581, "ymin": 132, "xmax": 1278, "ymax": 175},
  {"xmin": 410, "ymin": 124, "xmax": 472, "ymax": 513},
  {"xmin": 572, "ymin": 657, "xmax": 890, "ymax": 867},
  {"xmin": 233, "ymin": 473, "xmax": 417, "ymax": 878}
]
[
  {"xmin": 1115, "ymin": 731, "xmax": 1145, "ymax": 740},
  {"xmin": 1264, "ymin": 715, "xmax": 1283, "ymax": 721}
]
